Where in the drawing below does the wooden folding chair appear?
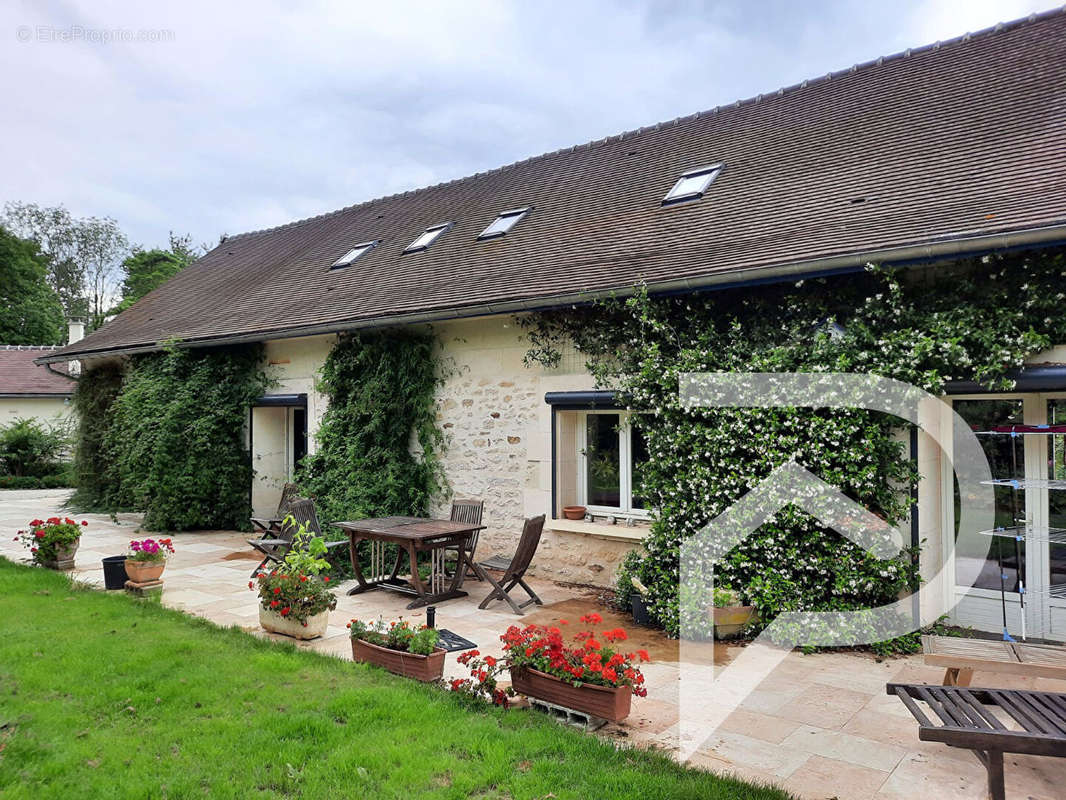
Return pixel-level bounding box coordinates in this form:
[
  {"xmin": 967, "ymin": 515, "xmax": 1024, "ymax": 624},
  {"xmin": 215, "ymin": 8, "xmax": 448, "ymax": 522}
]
[
  {"xmin": 249, "ymin": 482, "xmax": 299, "ymax": 535},
  {"xmin": 443, "ymin": 498, "xmax": 485, "ymax": 580},
  {"xmin": 248, "ymin": 497, "xmax": 347, "ymax": 577},
  {"xmin": 472, "ymin": 515, "xmax": 546, "ymax": 614}
]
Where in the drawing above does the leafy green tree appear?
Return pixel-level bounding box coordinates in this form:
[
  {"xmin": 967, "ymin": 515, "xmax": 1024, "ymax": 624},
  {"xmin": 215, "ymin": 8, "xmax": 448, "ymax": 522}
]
[
  {"xmin": 0, "ymin": 225, "xmax": 65, "ymax": 344},
  {"xmin": 2, "ymin": 202, "xmax": 129, "ymax": 331},
  {"xmin": 112, "ymin": 232, "xmax": 202, "ymax": 314}
]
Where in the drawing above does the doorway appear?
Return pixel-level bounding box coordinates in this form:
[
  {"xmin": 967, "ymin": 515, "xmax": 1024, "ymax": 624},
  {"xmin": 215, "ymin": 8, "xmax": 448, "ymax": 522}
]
[{"xmin": 250, "ymin": 396, "xmax": 309, "ymax": 518}]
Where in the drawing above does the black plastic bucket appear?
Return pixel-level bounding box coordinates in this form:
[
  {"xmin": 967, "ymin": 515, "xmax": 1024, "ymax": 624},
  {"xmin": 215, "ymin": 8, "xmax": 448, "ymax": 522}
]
[{"xmin": 102, "ymin": 556, "xmax": 128, "ymax": 590}]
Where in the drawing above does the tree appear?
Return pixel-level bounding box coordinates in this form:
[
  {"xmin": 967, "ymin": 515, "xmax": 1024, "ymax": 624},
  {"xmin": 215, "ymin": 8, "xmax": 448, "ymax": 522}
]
[
  {"xmin": 2, "ymin": 202, "xmax": 129, "ymax": 331},
  {"xmin": 112, "ymin": 232, "xmax": 202, "ymax": 314},
  {"xmin": 0, "ymin": 225, "xmax": 65, "ymax": 345}
]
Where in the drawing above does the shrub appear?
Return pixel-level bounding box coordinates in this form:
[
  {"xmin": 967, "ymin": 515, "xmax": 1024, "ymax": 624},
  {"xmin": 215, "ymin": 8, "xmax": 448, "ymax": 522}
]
[
  {"xmin": 297, "ymin": 330, "xmax": 446, "ymax": 525},
  {"xmin": 0, "ymin": 468, "xmax": 74, "ymax": 490},
  {"xmin": 70, "ymin": 343, "xmax": 270, "ymax": 529},
  {"xmin": 0, "ymin": 417, "xmax": 69, "ymax": 477}
]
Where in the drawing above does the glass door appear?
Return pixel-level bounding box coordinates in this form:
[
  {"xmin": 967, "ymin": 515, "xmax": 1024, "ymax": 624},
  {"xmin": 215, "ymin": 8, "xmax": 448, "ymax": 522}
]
[
  {"xmin": 951, "ymin": 399, "xmax": 1028, "ymax": 637},
  {"xmin": 1044, "ymin": 399, "xmax": 1066, "ymax": 637}
]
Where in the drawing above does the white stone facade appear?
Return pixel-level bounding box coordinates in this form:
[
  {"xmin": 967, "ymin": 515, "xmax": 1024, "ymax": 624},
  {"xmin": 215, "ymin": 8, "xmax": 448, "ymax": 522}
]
[{"xmin": 252, "ymin": 318, "xmax": 644, "ymax": 589}]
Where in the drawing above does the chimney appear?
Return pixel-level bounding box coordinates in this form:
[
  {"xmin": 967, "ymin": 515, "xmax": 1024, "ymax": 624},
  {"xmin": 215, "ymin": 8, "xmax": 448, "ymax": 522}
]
[{"xmin": 67, "ymin": 318, "xmax": 84, "ymax": 376}]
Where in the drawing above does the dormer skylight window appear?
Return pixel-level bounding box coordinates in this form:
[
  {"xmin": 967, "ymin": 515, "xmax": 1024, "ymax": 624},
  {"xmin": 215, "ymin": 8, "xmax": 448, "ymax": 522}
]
[
  {"xmin": 330, "ymin": 241, "xmax": 377, "ymax": 269},
  {"xmin": 478, "ymin": 207, "xmax": 530, "ymax": 240},
  {"xmin": 662, "ymin": 163, "xmax": 723, "ymax": 205},
  {"xmin": 404, "ymin": 222, "xmax": 452, "ymax": 253}
]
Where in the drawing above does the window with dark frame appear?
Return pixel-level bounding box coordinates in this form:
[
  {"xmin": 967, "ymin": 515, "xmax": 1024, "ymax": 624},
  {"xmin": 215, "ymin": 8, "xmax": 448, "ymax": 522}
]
[
  {"xmin": 330, "ymin": 240, "xmax": 378, "ymax": 269},
  {"xmin": 478, "ymin": 207, "xmax": 530, "ymax": 239},
  {"xmin": 662, "ymin": 163, "xmax": 724, "ymax": 205},
  {"xmin": 404, "ymin": 222, "xmax": 453, "ymax": 253}
]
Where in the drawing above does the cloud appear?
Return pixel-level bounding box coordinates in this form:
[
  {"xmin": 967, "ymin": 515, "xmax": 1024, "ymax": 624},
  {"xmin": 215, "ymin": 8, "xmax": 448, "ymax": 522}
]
[{"xmin": 0, "ymin": 0, "xmax": 1056, "ymax": 249}]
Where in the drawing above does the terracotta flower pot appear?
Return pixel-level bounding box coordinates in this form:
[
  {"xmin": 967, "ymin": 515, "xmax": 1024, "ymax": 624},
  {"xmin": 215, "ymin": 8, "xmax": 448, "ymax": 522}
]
[
  {"xmin": 509, "ymin": 667, "xmax": 632, "ymax": 722},
  {"xmin": 260, "ymin": 607, "xmax": 330, "ymax": 640},
  {"xmin": 712, "ymin": 605, "xmax": 758, "ymax": 639},
  {"xmin": 124, "ymin": 558, "xmax": 166, "ymax": 584},
  {"xmin": 562, "ymin": 505, "xmax": 587, "ymax": 520},
  {"xmin": 41, "ymin": 538, "xmax": 80, "ymax": 569},
  {"xmin": 351, "ymin": 638, "xmax": 446, "ymax": 682}
]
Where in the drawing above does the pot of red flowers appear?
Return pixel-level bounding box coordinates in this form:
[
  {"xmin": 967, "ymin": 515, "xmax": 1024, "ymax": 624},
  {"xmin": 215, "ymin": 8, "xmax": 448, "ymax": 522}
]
[
  {"xmin": 348, "ymin": 618, "xmax": 446, "ymax": 681},
  {"xmin": 251, "ymin": 517, "xmax": 336, "ymax": 640},
  {"xmin": 124, "ymin": 537, "xmax": 175, "ymax": 583},
  {"xmin": 15, "ymin": 516, "xmax": 88, "ymax": 569},
  {"xmin": 453, "ymin": 613, "xmax": 649, "ymax": 721}
]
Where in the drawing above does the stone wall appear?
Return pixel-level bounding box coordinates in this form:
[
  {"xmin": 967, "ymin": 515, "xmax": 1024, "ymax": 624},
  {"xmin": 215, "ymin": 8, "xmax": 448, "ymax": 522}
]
[{"xmin": 427, "ymin": 315, "xmax": 642, "ymax": 588}]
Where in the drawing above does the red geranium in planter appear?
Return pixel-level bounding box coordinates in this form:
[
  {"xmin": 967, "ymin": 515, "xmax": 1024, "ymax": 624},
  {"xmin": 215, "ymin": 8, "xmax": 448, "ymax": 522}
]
[
  {"xmin": 14, "ymin": 516, "xmax": 87, "ymax": 568},
  {"xmin": 451, "ymin": 613, "xmax": 649, "ymax": 721}
]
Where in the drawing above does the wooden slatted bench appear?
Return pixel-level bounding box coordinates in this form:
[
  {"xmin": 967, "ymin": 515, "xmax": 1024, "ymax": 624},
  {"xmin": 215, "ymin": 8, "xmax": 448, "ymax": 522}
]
[
  {"xmin": 922, "ymin": 635, "xmax": 1066, "ymax": 686},
  {"xmin": 887, "ymin": 682, "xmax": 1066, "ymax": 800}
]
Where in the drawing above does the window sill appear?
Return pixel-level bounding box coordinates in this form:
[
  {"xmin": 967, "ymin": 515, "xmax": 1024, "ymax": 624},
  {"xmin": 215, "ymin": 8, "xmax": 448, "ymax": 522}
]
[{"xmin": 548, "ymin": 517, "xmax": 650, "ymax": 542}]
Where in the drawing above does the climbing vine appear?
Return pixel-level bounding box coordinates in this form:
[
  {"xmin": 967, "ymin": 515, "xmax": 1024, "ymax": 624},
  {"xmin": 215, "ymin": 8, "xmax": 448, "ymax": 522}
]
[
  {"xmin": 70, "ymin": 343, "xmax": 270, "ymax": 531},
  {"xmin": 297, "ymin": 330, "xmax": 446, "ymax": 525},
  {"xmin": 522, "ymin": 249, "xmax": 1066, "ymax": 640},
  {"xmin": 69, "ymin": 361, "xmax": 124, "ymax": 511}
]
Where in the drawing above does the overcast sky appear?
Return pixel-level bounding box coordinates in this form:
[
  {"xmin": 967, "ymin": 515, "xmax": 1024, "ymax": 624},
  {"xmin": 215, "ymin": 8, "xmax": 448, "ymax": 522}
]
[{"xmin": 1, "ymin": 0, "xmax": 1056, "ymax": 251}]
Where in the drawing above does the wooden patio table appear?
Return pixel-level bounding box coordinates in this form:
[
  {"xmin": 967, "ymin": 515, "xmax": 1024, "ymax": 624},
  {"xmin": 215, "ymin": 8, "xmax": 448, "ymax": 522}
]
[{"xmin": 332, "ymin": 517, "xmax": 485, "ymax": 609}]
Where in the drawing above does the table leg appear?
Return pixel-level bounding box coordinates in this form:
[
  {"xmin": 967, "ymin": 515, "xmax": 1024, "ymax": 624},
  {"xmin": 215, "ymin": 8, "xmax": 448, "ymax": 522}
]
[
  {"xmin": 346, "ymin": 534, "xmax": 374, "ymax": 596},
  {"xmin": 404, "ymin": 540, "xmax": 470, "ymax": 609},
  {"xmin": 405, "ymin": 544, "xmax": 429, "ymax": 604},
  {"xmin": 981, "ymin": 750, "xmax": 1005, "ymax": 800}
]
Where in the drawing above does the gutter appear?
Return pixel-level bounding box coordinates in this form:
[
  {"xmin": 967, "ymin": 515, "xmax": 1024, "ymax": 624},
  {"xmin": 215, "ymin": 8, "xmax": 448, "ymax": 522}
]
[
  {"xmin": 944, "ymin": 365, "xmax": 1066, "ymax": 394},
  {"xmin": 35, "ymin": 222, "xmax": 1066, "ymax": 365},
  {"xmin": 0, "ymin": 393, "xmax": 73, "ymax": 399}
]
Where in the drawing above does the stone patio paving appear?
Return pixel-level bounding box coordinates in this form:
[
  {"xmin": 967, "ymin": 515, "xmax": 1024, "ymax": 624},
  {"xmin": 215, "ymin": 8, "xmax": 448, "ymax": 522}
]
[{"xmin": 2, "ymin": 489, "xmax": 1064, "ymax": 799}]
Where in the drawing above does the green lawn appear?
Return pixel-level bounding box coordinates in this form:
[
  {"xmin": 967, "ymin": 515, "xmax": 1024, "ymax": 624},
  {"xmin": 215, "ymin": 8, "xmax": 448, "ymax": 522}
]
[{"xmin": 0, "ymin": 558, "xmax": 792, "ymax": 799}]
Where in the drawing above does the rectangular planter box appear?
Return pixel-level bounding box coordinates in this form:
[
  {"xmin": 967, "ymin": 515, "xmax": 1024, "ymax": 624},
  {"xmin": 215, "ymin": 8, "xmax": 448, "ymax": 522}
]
[
  {"xmin": 510, "ymin": 667, "xmax": 632, "ymax": 722},
  {"xmin": 712, "ymin": 605, "xmax": 757, "ymax": 639},
  {"xmin": 351, "ymin": 638, "xmax": 446, "ymax": 682}
]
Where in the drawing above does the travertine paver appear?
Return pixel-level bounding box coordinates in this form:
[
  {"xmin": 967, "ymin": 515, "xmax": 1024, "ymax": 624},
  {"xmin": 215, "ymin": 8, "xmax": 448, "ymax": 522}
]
[{"xmin": 3, "ymin": 489, "xmax": 1064, "ymax": 799}]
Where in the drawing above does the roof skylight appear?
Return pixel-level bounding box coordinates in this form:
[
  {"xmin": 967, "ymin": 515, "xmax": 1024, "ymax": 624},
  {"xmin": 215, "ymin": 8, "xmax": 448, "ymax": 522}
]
[
  {"xmin": 478, "ymin": 207, "xmax": 530, "ymax": 240},
  {"xmin": 405, "ymin": 222, "xmax": 452, "ymax": 253},
  {"xmin": 331, "ymin": 240, "xmax": 377, "ymax": 269},
  {"xmin": 662, "ymin": 163, "xmax": 723, "ymax": 205}
]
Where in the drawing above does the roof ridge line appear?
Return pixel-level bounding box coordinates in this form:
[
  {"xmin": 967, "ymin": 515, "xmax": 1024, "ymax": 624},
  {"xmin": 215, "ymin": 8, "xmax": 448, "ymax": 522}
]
[
  {"xmin": 222, "ymin": 5, "xmax": 1064, "ymax": 243},
  {"xmin": 0, "ymin": 344, "xmax": 61, "ymax": 350}
]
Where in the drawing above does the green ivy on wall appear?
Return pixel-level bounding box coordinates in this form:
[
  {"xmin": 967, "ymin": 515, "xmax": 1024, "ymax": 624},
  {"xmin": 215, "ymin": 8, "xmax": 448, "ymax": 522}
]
[
  {"xmin": 297, "ymin": 330, "xmax": 446, "ymax": 525},
  {"xmin": 69, "ymin": 361, "xmax": 124, "ymax": 511},
  {"xmin": 70, "ymin": 343, "xmax": 270, "ymax": 531},
  {"xmin": 523, "ymin": 249, "xmax": 1066, "ymax": 640}
]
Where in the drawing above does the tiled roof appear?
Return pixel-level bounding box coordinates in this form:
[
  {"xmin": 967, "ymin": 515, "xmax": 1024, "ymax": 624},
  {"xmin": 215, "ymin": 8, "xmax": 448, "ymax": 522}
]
[
  {"xmin": 47, "ymin": 8, "xmax": 1066, "ymax": 362},
  {"xmin": 0, "ymin": 346, "xmax": 74, "ymax": 396}
]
